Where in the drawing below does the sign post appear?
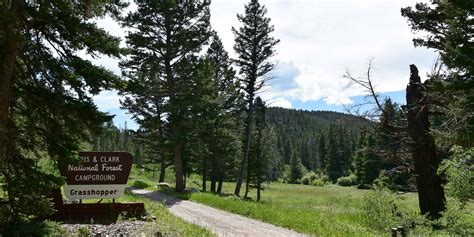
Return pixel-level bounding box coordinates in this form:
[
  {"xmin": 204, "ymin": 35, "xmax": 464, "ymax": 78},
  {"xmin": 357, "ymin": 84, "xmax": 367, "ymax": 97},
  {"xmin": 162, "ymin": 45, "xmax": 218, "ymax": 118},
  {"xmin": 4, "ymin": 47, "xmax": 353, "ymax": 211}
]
[
  {"xmin": 60, "ymin": 152, "xmax": 133, "ymax": 200},
  {"xmin": 52, "ymin": 152, "xmax": 144, "ymax": 220}
]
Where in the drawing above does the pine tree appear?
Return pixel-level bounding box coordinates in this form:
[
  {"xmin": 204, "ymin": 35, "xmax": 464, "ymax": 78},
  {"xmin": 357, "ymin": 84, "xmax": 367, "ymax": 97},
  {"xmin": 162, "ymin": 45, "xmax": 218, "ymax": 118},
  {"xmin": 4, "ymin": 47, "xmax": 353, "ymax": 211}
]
[
  {"xmin": 317, "ymin": 132, "xmax": 327, "ymax": 172},
  {"xmin": 289, "ymin": 148, "xmax": 305, "ymax": 183},
  {"xmin": 201, "ymin": 33, "xmax": 243, "ymax": 193},
  {"xmin": 354, "ymin": 133, "xmax": 384, "ymax": 186},
  {"xmin": 233, "ymin": 0, "xmax": 280, "ymax": 196},
  {"xmin": 0, "ymin": 0, "xmax": 127, "ymax": 221},
  {"xmin": 120, "ymin": 0, "xmax": 211, "ymax": 192}
]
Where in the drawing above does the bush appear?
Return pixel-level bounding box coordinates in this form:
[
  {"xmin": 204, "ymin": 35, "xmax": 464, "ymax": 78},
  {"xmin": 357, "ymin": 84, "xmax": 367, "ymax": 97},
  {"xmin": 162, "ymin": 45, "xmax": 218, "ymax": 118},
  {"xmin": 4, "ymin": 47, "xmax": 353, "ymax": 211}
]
[
  {"xmin": 311, "ymin": 179, "xmax": 326, "ymax": 186},
  {"xmin": 372, "ymin": 172, "xmax": 397, "ymax": 190},
  {"xmin": 131, "ymin": 180, "xmax": 150, "ymax": 189},
  {"xmin": 438, "ymin": 201, "xmax": 474, "ymax": 235},
  {"xmin": 320, "ymin": 174, "xmax": 331, "ymax": 183},
  {"xmin": 301, "ymin": 171, "xmax": 318, "ymax": 185},
  {"xmin": 361, "ymin": 187, "xmax": 401, "ymax": 231},
  {"xmin": 4, "ymin": 220, "xmax": 68, "ymax": 236},
  {"xmin": 336, "ymin": 175, "xmax": 357, "ymax": 186},
  {"xmin": 439, "ymin": 146, "xmax": 473, "ymax": 204}
]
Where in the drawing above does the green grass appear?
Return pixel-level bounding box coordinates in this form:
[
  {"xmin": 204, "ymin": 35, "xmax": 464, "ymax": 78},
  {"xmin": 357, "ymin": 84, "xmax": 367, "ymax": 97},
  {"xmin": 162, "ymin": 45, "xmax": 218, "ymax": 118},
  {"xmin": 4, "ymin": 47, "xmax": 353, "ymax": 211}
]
[
  {"xmin": 181, "ymin": 182, "xmax": 383, "ymax": 236},
  {"xmin": 167, "ymin": 180, "xmax": 473, "ymax": 236},
  {"xmin": 125, "ymin": 167, "xmax": 473, "ymax": 236}
]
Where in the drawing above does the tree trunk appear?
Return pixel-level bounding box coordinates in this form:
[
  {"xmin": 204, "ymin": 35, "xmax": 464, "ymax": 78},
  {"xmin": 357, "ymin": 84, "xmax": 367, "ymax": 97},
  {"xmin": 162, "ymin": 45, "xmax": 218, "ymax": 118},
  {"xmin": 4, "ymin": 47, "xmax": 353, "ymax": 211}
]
[
  {"xmin": 217, "ymin": 176, "xmax": 223, "ymax": 194},
  {"xmin": 210, "ymin": 155, "xmax": 218, "ymax": 192},
  {"xmin": 406, "ymin": 64, "xmax": 446, "ymax": 219},
  {"xmin": 171, "ymin": 123, "xmax": 185, "ymax": 192},
  {"xmin": 244, "ymin": 154, "xmax": 251, "ymax": 198},
  {"xmin": 235, "ymin": 99, "xmax": 254, "ymax": 196},
  {"xmin": 202, "ymin": 158, "xmax": 207, "ymax": 192},
  {"xmin": 0, "ymin": 0, "xmax": 21, "ymax": 176},
  {"xmin": 210, "ymin": 178, "xmax": 216, "ymax": 193},
  {"xmin": 159, "ymin": 150, "xmax": 166, "ymax": 182}
]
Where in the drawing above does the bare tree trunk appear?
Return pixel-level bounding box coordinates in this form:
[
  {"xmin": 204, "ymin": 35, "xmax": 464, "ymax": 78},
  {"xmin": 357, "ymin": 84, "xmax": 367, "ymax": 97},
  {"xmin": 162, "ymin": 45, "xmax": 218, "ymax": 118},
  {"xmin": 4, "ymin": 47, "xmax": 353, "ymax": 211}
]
[
  {"xmin": 171, "ymin": 124, "xmax": 184, "ymax": 192},
  {"xmin": 202, "ymin": 159, "xmax": 207, "ymax": 192},
  {"xmin": 257, "ymin": 163, "xmax": 261, "ymax": 202},
  {"xmin": 159, "ymin": 151, "xmax": 166, "ymax": 182},
  {"xmin": 406, "ymin": 64, "xmax": 445, "ymax": 219},
  {"xmin": 244, "ymin": 153, "xmax": 251, "ymax": 198},
  {"xmin": 210, "ymin": 178, "xmax": 216, "ymax": 193},
  {"xmin": 210, "ymin": 156, "xmax": 217, "ymax": 192},
  {"xmin": 235, "ymin": 100, "xmax": 254, "ymax": 196},
  {"xmin": 217, "ymin": 176, "xmax": 223, "ymax": 194}
]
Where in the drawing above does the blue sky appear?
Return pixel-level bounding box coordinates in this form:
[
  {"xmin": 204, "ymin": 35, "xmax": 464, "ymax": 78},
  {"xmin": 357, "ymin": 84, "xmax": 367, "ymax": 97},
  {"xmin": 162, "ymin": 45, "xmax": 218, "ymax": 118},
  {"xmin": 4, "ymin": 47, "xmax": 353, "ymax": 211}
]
[{"xmin": 90, "ymin": 0, "xmax": 437, "ymax": 130}]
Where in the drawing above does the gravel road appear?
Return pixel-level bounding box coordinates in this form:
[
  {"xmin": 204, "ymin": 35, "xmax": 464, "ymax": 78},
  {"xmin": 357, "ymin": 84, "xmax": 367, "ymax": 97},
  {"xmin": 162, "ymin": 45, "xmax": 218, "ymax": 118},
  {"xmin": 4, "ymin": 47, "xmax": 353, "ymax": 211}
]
[{"xmin": 129, "ymin": 188, "xmax": 307, "ymax": 237}]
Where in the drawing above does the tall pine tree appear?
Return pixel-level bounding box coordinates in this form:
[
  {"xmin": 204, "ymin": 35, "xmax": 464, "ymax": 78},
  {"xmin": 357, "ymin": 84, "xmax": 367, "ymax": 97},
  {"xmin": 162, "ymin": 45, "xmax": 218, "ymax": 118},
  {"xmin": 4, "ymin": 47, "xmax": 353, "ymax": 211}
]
[
  {"xmin": 233, "ymin": 0, "xmax": 280, "ymax": 196},
  {"xmin": 120, "ymin": 0, "xmax": 211, "ymax": 192}
]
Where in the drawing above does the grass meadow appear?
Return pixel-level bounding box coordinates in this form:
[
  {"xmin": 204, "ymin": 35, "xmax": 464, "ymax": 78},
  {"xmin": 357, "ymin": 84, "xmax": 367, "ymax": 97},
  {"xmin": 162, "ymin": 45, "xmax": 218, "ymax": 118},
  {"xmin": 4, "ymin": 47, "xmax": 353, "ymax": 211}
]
[{"xmin": 128, "ymin": 167, "xmax": 474, "ymax": 236}]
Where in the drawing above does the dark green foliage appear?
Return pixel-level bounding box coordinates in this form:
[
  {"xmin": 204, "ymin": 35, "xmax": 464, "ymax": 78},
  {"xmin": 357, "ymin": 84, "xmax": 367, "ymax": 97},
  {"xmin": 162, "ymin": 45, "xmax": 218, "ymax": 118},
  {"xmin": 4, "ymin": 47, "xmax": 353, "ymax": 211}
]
[
  {"xmin": 325, "ymin": 124, "xmax": 352, "ymax": 182},
  {"xmin": 244, "ymin": 97, "xmax": 266, "ymax": 200},
  {"xmin": 354, "ymin": 133, "xmax": 384, "ymax": 185},
  {"xmin": 201, "ymin": 33, "xmax": 243, "ymax": 193},
  {"xmin": 260, "ymin": 126, "xmax": 284, "ymax": 182},
  {"xmin": 266, "ymin": 108, "xmax": 363, "ymax": 172},
  {"xmin": 120, "ymin": 0, "xmax": 212, "ymax": 192},
  {"xmin": 289, "ymin": 149, "xmax": 305, "ymax": 183},
  {"xmin": 0, "ymin": 0, "xmax": 126, "ymax": 224}
]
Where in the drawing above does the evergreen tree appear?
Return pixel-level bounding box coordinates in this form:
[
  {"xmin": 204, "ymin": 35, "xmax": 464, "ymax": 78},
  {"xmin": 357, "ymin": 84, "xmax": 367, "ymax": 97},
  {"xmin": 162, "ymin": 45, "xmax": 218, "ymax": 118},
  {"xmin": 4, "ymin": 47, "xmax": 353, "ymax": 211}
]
[
  {"xmin": 261, "ymin": 126, "xmax": 283, "ymax": 183},
  {"xmin": 317, "ymin": 132, "xmax": 327, "ymax": 172},
  {"xmin": 354, "ymin": 133, "xmax": 384, "ymax": 186},
  {"xmin": 120, "ymin": 0, "xmax": 211, "ymax": 192},
  {"xmin": 233, "ymin": 0, "xmax": 280, "ymax": 196},
  {"xmin": 0, "ymin": 0, "xmax": 127, "ymax": 222},
  {"xmin": 325, "ymin": 124, "xmax": 351, "ymax": 182},
  {"xmin": 201, "ymin": 33, "xmax": 243, "ymax": 193},
  {"xmin": 289, "ymin": 148, "xmax": 305, "ymax": 183}
]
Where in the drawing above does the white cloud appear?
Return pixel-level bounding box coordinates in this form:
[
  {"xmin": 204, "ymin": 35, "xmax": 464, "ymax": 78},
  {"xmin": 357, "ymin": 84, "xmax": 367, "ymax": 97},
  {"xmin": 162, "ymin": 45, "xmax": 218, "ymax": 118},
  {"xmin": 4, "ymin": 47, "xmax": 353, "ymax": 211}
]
[
  {"xmin": 88, "ymin": 0, "xmax": 437, "ymax": 117},
  {"xmin": 212, "ymin": 0, "xmax": 436, "ymax": 106},
  {"xmin": 267, "ymin": 97, "xmax": 293, "ymax": 109}
]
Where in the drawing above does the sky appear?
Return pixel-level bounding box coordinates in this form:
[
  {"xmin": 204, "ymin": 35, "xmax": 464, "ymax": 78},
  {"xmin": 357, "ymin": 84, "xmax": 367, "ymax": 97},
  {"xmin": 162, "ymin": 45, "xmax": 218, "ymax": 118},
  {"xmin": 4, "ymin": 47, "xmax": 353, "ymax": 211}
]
[{"xmin": 89, "ymin": 0, "xmax": 438, "ymax": 130}]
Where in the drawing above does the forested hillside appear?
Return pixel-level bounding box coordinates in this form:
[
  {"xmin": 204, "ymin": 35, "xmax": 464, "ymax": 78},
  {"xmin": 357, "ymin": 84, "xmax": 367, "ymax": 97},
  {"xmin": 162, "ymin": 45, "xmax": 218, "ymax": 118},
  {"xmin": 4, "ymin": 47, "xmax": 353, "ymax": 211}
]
[{"xmin": 266, "ymin": 108, "xmax": 366, "ymax": 177}]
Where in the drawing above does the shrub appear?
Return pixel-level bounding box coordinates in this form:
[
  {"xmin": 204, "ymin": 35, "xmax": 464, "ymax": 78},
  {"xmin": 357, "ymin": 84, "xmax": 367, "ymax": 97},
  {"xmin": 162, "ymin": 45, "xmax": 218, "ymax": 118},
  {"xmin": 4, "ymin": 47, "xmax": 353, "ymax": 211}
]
[
  {"xmin": 372, "ymin": 171, "xmax": 397, "ymax": 190},
  {"xmin": 320, "ymin": 174, "xmax": 331, "ymax": 183},
  {"xmin": 311, "ymin": 179, "xmax": 326, "ymax": 186},
  {"xmin": 439, "ymin": 146, "xmax": 473, "ymax": 204},
  {"xmin": 5, "ymin": 220, "xmax": 68, "ymax": 236},
  {"xmin": 361, "ymin": 187, "xmax": 400, "ymax": 231},
  {"xmin": 301, "ymin": 171, "xmax": 318, "ymax": 185},
  {"xmin": 439, "ymin": 201, "xmax": 474, "ymax": 235},
  {"xmin": 131, "ymin": 180, "xmax": 150, "ymax": 189},
  {"xmin": 77, "ymin": 226, "xmax": 91, "ymax": 237},
  {"xmin": 336, "ymin": 175, "xmax": 357, "ymax": 186}
]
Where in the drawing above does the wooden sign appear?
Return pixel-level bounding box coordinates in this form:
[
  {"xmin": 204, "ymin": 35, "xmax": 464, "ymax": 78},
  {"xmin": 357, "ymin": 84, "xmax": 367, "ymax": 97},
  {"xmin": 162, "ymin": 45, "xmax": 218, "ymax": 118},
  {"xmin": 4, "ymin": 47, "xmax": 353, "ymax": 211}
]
[{"xmin": 60, "ymin": 152, "xmax": 133, "ymax": 199}]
